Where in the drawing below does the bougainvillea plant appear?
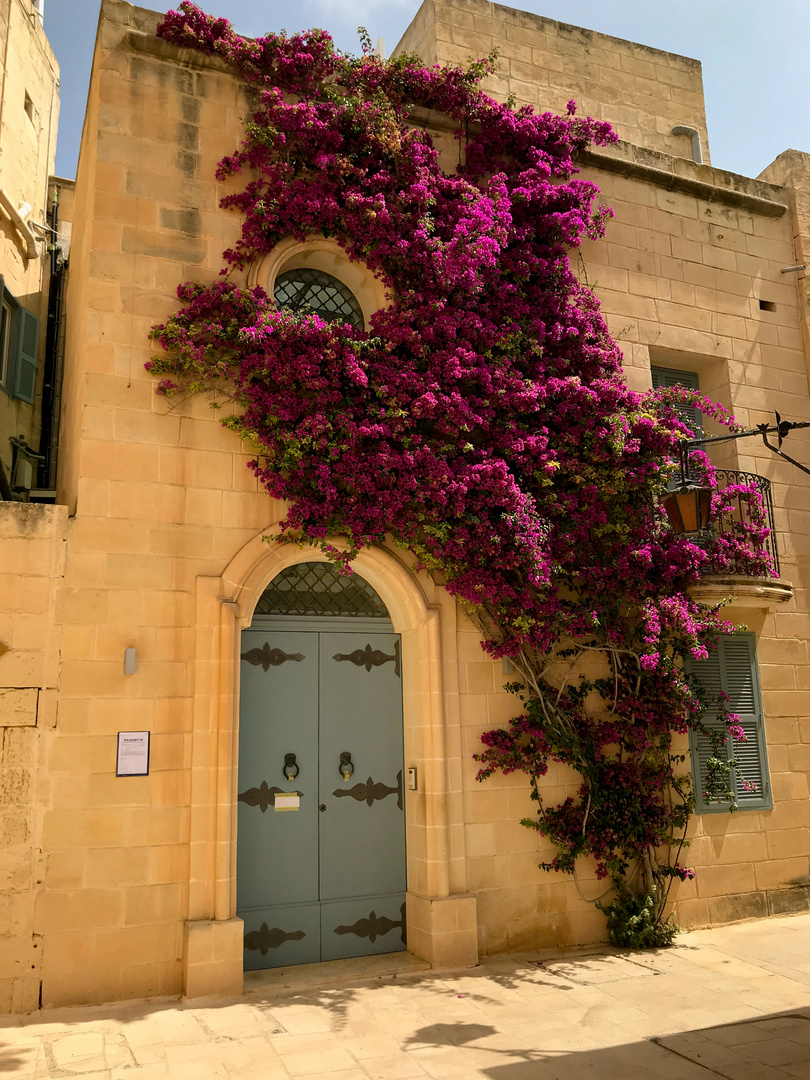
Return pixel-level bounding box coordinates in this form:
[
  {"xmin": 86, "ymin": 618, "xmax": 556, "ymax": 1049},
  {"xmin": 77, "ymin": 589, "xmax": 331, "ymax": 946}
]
[{"xmin": 149, "ymin": 3, "xmax": 775, "ymax": 943}]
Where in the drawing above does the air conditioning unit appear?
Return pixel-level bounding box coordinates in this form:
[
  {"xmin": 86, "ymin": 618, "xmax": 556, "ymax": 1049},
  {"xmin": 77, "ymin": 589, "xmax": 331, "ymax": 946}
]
[{"xmin": 13, "ymin": 457, "xmax": 34, "ymax": 492}]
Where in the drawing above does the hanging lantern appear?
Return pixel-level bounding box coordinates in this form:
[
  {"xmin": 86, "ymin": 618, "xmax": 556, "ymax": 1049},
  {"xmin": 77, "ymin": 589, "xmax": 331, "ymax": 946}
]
[{"xmin": 662, "ymin": 481, "xmax": 712, "ymax": 537}]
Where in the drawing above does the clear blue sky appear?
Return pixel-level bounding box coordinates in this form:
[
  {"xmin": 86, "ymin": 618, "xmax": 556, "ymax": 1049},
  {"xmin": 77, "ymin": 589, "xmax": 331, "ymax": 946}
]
[{"xmin": 45, "ymin": 0, "xmax": 810, "ymax": 181}]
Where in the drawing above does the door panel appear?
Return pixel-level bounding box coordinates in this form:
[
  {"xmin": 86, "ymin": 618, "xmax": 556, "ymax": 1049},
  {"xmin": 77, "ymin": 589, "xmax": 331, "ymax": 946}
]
[
  {"xmin": 320, "ymin": 895, "xmax": 407, "ymax": 962},
  {"xmin": 242, "ymin": 902, "xmax": 321, "ymax": 970},
  {"xmin": 237, "ymin": 627, "xmax": 405, "ymax": 969},
  {"xmin": 318, "ymin": 633, "xmax": 406, "ymax": 905},
  {"xmin": 237, "ymin": 631, "xmax": 319, "ymax": 916}
]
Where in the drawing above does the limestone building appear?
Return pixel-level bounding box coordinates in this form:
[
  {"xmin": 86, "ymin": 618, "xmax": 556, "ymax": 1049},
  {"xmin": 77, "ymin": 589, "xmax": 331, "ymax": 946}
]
[
  {"xmin": 0, "ymin": 0, "xmax": 67, "ymax": 499},
  {"xmin": 2, "ymin": 0, "xmax": 810, "ymax": 1012}
]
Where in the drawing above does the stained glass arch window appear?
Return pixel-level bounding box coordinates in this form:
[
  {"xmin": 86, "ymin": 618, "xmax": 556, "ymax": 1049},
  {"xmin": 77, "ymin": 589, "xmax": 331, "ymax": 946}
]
[
  {"xmin": 274, "ymin": 268, "xmax": 364, "ymax": 329},
  {"xmin": 254, "ymin": 562, "xmax": 390, "ymax": 618}
]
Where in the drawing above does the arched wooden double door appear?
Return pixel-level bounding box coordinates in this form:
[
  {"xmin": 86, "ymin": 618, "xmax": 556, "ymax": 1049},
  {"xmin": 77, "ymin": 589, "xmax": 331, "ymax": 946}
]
[{"xmin": 236, "ymin": 563, "xmax": 407, "ymax": 970}]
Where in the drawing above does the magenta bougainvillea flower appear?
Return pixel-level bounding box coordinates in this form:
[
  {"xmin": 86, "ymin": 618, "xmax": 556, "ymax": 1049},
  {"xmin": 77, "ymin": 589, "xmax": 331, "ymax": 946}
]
[{"xmin": 149, "ymin": 3, "xmax": 772, "ymax": 932}]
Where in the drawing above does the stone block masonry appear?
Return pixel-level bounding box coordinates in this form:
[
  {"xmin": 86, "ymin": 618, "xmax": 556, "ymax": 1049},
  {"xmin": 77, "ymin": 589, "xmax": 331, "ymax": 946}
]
[
  {"xmin": 0, "ymin": 504, "xmax": 66, "ymax": 1014},
  {"xmin": 395, "ymin": 0, "xmax": 711, "ymax": 162}
]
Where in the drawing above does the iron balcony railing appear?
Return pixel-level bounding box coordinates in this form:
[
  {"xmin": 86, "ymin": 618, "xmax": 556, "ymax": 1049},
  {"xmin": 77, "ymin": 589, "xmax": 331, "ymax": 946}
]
[{"xmin": 709, "ymin": 469, "xmax": 780, "ymax": 578}]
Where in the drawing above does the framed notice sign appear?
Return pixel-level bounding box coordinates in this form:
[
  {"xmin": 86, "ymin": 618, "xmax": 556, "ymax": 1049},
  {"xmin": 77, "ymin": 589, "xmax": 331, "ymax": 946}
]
[{"xmin": 116, "ymin": 731, "xmax": 150, "ymax": 777}]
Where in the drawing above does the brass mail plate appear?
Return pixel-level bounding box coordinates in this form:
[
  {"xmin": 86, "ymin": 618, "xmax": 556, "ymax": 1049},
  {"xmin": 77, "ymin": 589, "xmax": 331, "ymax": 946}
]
[{"xmin": 274, "ymin": 793, "xmax": 300, "ymax": 812}]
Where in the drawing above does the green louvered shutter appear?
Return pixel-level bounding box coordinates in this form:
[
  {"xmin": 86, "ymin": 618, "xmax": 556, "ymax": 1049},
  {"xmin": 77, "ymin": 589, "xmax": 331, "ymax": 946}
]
[
  {"xmin": 651, "ymin": 366, "xmax": 703, "ymax": 439},
  {"xmin": 0, "ymin": 276, "xmax": 11, "ymax": 390},
  {"xmin": 13, "ymin": 307, "xmax": 38, "ymax": 404},
  {"xmin": 723, "ymin": 636, "xmax": 771, "ymax": 809},
  {"xmin": 688, "ymin": 644, "xmax": 726, "ymax": 811},
  {"xmin": 687, "ymin": 633, "xmax": 771, "ymax": 813}
]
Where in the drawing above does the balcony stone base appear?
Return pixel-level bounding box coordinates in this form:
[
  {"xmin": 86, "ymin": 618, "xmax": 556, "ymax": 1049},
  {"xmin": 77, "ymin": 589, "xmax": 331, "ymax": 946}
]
[{"xmin": 690, "ymin": 577, "xmax": 794, "ymax": 608}]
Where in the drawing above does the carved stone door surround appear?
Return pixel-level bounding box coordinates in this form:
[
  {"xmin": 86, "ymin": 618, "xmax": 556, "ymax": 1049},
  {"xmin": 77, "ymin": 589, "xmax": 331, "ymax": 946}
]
[{"xmin": 183, "ymin": 527, "xmax": 478, "ymax": 998}]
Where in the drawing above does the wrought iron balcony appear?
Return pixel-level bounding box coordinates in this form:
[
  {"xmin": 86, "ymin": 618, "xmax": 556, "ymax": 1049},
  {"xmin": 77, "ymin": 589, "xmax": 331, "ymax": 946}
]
[{"xmin": 709, "ymin": 469, "xmax": 779, "ymax": 578}]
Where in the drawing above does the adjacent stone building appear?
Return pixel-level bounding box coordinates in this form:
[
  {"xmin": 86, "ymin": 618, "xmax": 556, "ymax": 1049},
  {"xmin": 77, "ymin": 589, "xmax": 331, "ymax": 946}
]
[
  {"xmin": 0, "ymin": 0, "xmax": 66, "ymax": 496},
  {"xmin": 2, "ymin": 0, "xmax": 810, "ymax": 1012}
]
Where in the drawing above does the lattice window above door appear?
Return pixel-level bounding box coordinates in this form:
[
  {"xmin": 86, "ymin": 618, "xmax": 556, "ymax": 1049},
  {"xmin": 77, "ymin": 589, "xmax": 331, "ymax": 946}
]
[
  {"xmin": 274, "ymin": 268, "xmax": 364, "ymax": 329},
  {"xmin": 255, "ymin": 562, "xmax": 390, "ymax": 617}
]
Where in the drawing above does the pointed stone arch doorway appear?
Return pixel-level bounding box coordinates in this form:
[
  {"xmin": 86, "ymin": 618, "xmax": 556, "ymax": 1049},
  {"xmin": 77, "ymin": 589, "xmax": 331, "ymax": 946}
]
[
  {"xmin": 237, "ymin": 562, "xmax": 407, "ymax": 969},
  {"xmin": 183, "ymin": 537, "xmax": 479, "ymax": 998}
]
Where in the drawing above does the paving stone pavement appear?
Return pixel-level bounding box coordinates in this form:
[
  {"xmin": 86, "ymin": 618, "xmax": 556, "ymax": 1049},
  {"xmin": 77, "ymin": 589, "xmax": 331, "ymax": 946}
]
[{"xmin": 3, "ymin": 914, "xmax": 810, "ymax": 1080}]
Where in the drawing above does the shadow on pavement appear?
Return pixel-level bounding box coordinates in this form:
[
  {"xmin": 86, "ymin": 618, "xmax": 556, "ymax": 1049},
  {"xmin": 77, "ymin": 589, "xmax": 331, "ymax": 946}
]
[
  {"xmin": 403, "ymin": 1009, "xmax": 810, "ymax": 1080},
  {"xmin": 2, "ymin": 939, "xmax": 810, "ymax": 1079}
]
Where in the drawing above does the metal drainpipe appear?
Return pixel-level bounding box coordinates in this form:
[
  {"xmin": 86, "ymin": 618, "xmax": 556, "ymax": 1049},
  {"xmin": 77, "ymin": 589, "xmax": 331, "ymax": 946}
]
[{"xmin": 671, "ymin": 125, "xmax": 703, "ymax": 165}]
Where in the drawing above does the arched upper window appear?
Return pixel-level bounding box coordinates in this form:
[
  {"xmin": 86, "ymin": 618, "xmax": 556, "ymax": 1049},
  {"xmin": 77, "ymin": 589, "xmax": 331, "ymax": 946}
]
[
  {"xmin": 254, "ymin": 562, "xmax": 389, "ymax": 618},
  {"xmin": 274, "ymin": 268, "xmax": 364, "ymax": 329}
]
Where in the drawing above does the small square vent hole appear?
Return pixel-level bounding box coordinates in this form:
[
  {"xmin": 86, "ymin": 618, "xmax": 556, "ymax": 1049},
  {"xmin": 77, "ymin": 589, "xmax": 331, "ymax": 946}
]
[{"xmin": 759, "ymin": 299, "xmax": 777, "ymax": 312}]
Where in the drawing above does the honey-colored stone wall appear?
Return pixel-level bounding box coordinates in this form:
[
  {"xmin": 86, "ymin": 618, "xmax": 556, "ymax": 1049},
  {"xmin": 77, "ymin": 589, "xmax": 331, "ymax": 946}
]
[
  {"xmin": 8, "ymin": 0, "xmax": 810, "ymax": 1012},
  {"xmin": 758, "ymin": 150, "xmax": 810, "ymax": 392},
  {"xmin": 0, "ymin": 0, "xmax": 59, "ymax": 483},
  {"xmin": 47, "ymin": 0, "xmax": 262, "ymax": 1007},
  {"xmin": 0, "ymin": 502, "xmax": 66, "ymax": 1013},
  {"xmin": 395, "ymin": 0, "xmax": 710, "ymax": 163}
]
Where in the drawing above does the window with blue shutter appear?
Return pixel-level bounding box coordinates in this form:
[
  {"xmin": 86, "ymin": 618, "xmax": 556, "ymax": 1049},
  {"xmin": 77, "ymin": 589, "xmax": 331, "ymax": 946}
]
[
  {"xmin": 0, "ymin": 277, "xmax": 38, "ymax": 405},
  {"xmin": 13, "ymin": 306, "xmax": 39, "ymax": 404},
  {"xmin": 687, "ymin": 632, "xmax": 771, "ymax": 813},
  {"xmin": 0, "ymin": 292, "xmax": 13, "ymax": 391},
  {"xmin": 651, "ymin": 366, "xmax": 703, "ymax": 439}
]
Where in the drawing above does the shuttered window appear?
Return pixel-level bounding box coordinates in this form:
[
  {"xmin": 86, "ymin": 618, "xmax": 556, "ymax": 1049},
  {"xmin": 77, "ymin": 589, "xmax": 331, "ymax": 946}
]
[
  {"xmin": 651, "ymin": 366, "xmax": 703, "ymax": 439},
  {"xmin": 13, "ymin": 307, "xmax": 39, "ymax": 404},
  {"xmin": 0, "ymin": 294, "xmax": 12, "ymax": 388},
  {"xmin": 0, "ymin": 277, "xmax": 38, "ymax": 404},
  {"xmin": 687, "ymin": 632, "xmax": 771, "ymax": 813}
]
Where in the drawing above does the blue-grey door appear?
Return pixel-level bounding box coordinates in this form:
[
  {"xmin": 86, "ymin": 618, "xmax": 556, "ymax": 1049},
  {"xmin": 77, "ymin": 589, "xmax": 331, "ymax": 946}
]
[{"xmin": 237, "ymin": 628, "xmax": 406, "ymax": 969}]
